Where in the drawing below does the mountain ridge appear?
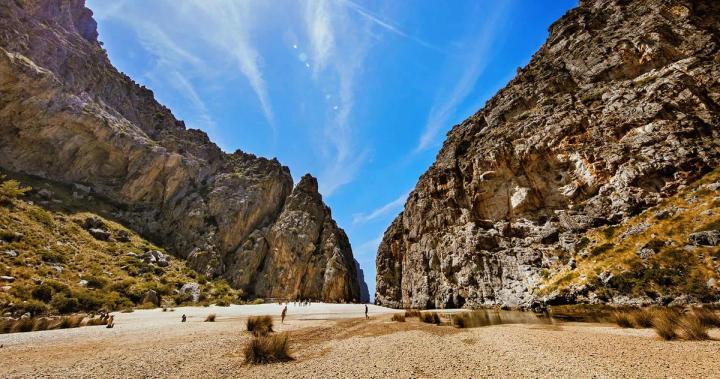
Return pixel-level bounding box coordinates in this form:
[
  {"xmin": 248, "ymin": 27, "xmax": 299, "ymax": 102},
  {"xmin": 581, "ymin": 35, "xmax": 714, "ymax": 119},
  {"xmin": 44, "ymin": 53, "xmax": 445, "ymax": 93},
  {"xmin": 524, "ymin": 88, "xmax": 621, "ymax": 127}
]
[{"xmin": 0, "ymin": 0, "xmax": 362, "ymax": 302}]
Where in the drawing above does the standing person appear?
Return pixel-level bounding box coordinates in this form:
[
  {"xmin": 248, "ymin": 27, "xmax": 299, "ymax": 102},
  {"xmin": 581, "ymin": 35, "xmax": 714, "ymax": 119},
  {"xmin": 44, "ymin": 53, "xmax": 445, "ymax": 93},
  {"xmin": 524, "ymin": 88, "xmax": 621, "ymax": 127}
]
[
  {"xmin": 365, "ymin": 304, "xmax": 369, "ymax": 319},
  {"xmin": 281, "ymin": 305, "xmax": 288, "ymax": 324}
]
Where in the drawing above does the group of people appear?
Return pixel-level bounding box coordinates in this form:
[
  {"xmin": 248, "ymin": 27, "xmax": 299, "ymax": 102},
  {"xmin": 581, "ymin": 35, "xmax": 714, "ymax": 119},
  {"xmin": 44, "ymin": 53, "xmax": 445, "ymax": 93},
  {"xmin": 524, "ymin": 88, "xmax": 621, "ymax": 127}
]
[{"xmin": 293, "ymin": 299, "xmax": 313, "ymax": 307}]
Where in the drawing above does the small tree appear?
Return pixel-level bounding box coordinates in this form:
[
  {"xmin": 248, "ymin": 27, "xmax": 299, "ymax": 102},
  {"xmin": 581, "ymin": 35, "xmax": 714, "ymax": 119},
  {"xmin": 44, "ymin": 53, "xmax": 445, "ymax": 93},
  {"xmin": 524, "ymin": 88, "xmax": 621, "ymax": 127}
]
[{"xmin": 0, "ymin": 175, "xmax": 31, "ymax": 205}]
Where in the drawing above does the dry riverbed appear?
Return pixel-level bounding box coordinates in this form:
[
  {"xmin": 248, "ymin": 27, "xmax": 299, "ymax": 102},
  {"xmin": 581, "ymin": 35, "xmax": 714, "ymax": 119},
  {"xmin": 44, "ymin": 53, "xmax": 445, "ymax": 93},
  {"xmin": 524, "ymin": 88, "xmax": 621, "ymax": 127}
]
[{"xmin": 1, "ymin": 303, "xmax": 719, "ymax": 378}]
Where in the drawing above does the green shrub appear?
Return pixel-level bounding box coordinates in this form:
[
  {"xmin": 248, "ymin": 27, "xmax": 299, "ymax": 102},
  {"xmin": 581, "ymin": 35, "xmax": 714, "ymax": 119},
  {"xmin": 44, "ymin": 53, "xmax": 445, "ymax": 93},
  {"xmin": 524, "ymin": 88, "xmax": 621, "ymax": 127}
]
[
  {"xmin": 41, "ymin": 250, "xmax": 66, "ymax": 264},
  {"xmin": 84, "ymin": 276, "xmax": 109, "ymax": 289},
  {"xmin": 31, "ymin": 285, "xmax": 53, "ymax": 302},
  {"xmin": 11, "ymin": 300, "xmax": 49, "ymax": 317},
  {"xmin": 50, "ymin": 294, "xmax": 80, "ymax": 314},
  {"xmin": 590, "ymin": 243, "xmax": 613, "ymax": 257},
  {"xmin": 0, "ymin": 176, "xmax": 31, "ymax": 204}
]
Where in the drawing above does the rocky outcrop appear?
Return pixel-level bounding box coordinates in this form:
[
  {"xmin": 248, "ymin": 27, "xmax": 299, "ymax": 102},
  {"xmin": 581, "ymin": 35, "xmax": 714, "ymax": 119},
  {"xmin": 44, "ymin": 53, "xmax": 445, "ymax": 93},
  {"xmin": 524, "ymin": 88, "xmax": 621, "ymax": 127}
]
[
  {"xmin": 354, "ymin": 260, "xmax": 371, "ymax": 303},
  {"xmin": 0, "ymin": 0, "xmax": 360, "ymax": 301},
  {"xmin": 376, "ymin": 0, "xmax": 720, "ymax": 309}
]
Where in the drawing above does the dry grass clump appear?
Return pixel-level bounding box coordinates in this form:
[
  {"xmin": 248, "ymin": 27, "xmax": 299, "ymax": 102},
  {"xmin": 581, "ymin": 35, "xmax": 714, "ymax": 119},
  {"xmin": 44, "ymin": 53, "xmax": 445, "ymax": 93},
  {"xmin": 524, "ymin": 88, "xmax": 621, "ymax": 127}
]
[
  {"xmin": 677, "ymin": 313, "xmax": 709, "ymax": 340},
  {"xmin": 247, "ymin": 315, "xmax": 273, "ymax": 336},
  {"xmin": 9, "ymin": 318, "xmax": 34, "ymax": 333},
  {"xmin": 391, "ymin": 314, "xmax": 405, "ymax": 322},
  {"xmin": 452, "ymin": 310, "xmax": 492, "ymax": 328},
  {"xmin": 649, "ymin": 308, "xmax": 712, "ymax": 341},
  {"xmin": 612, "ymin": 311, "xmax": 634, "ymax": 328},
  {"xmin": 0, "ymin": 314, "xmax": 88, "ymax": 334},
  {"xmin": 419, "ymin": 312, "xmax": 441, "ymax": 325},
  {"xmin": 652, "ymin": 310, "xmax": 679, "ymax": 340},
  {"xmin": 83, "ymin": 317, "xmax": 108, "ymax": 326},
  {"xmin": 629, "ymin": 308, "xmax": 654, "ymax": 328},
  {"xmin": 205, "ymin": 314, "xmax": 216, "ymax": 322},
  {"xmin": 613, "ymin": 308, "xmax": 672, "ymax": 329},
  {"xmin": 404, "ymin": 309, "xmax": 421, "ymax": 318},
  {"xmin": 691, "ymin": 308, "xmax": 720, "ymax": 328},
  {"xmin": 243, "ymin": 333, "xmax": 293, "ymax": 364}
]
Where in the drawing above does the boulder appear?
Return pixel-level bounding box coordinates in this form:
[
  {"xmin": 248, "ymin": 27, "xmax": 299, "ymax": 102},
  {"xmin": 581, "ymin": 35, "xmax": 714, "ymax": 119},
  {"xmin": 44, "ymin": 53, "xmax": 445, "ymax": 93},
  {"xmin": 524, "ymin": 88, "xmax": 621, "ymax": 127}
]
[
  {"xmin": 88, "ymin": 228, "xmax": 112, "ymax": 241},
  {"xmin": 688, "ymin": 230, "xmax": 720, "ymax": 246},
  {"xmin": 180, "ymin": 283, "xmax": 201, "ymax": 303},
  {"xmin": 0, "ymin": 276, "xmax": 15, "ymax": 283},
  {"xmin": 115, "ymin": 230, "xmax": 131, "ymax": 243},
  {"xmin": 142, "ymin": 290, "xmax": 161, "ymax": 306}
]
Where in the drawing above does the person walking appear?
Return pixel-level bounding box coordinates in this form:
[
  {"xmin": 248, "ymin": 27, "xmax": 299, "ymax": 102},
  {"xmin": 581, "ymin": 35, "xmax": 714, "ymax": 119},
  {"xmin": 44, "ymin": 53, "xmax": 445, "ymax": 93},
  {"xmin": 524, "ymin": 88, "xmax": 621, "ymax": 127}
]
[
  {"xmin": 365, "ymin": 304, "xmax": 369, "ymax": 319},
  {"xmin": 281, "ymin": 305, "xmax": 288, "ymax": 324}
]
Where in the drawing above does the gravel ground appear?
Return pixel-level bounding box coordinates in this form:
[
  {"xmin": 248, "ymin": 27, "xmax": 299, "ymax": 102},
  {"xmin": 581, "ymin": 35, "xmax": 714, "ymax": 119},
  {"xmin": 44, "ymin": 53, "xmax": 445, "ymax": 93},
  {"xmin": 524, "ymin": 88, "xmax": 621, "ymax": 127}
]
[{"xmin": 1, "ymin": 304, "xmax": 718, "ymax": 378}]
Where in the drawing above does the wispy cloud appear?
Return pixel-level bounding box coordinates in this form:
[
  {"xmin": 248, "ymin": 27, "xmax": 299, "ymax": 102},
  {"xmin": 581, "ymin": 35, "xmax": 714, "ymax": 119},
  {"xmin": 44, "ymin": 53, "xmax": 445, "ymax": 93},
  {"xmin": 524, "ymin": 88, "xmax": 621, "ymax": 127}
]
[
  {"xmin": 353, "ymin": 190, "xmax": 409, "ymax": 225},
  {"xmin": 304, "ymin": 0, "xmax": 373, "ymax": 195},
  {"xmin": 415, "ymin": 2, "xmax": 511, "ymax": 152},
  {"xmin": 114, "ymin": 18, "xmax": 221, "ymax": 143},
  {"xmin": 339, "ymin": 0, "xmax": 442, "ymax": 52},
  {"xmin": 96, "ymin": 0, "xmax": 275, "ymax": 134}
]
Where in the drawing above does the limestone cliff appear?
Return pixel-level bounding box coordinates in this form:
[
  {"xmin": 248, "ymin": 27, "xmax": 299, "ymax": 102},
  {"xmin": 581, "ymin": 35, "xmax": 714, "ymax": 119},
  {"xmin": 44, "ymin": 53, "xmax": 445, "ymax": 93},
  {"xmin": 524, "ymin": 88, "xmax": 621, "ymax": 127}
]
[
  {"xmin": 376, "ymin": 0, "xmax": 720, "ymax": 309},
  {"xmin": 0, "ymin": 0, "xmax": 360, "ymax": 302}
]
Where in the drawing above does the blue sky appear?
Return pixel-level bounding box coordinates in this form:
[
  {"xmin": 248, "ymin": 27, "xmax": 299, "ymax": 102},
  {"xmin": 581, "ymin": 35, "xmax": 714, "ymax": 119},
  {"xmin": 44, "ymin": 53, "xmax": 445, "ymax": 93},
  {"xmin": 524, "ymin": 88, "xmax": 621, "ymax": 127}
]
[{"xmin": 88, "ymin": 0, "xmax": 577, "ymax": 299}]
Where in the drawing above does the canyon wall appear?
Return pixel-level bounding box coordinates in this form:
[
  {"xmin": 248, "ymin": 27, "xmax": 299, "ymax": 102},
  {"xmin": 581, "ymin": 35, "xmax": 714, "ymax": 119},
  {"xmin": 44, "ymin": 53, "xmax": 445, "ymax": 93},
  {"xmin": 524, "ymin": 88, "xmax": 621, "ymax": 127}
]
[
  {"xmin": 0, "ymin": 0, "xmax": 361, "ymax": 302},
  {"xmin": 376, "ymin": 0, "xmax": 720, "ymax": 309}
]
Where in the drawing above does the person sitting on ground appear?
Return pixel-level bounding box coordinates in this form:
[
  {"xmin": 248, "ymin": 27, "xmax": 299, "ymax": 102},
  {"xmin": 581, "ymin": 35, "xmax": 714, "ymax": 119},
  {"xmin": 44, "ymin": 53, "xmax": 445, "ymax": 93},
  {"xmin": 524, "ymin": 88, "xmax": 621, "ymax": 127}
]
[{"xmin": 181, "ymin": 314, "xmax": 187, "ymax": 322}]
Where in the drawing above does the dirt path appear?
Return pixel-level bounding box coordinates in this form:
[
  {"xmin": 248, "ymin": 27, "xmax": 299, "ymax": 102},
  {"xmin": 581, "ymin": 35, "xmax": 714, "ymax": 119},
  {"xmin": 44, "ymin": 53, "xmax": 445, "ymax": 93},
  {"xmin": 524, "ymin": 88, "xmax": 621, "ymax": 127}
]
[{"xmin": 1, "ymin": 305, "xmax": 719, "ymax": 378}]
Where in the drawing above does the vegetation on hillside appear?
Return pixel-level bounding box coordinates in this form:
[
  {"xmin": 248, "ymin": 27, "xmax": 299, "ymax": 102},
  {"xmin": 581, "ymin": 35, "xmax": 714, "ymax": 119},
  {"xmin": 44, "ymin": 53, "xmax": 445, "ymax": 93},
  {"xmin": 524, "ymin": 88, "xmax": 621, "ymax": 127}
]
[
  {"xmin": 0, "ymin": 175, "xmax": 242, "ymax": 317},
  {"xmin": 539, "ymin": 167, "xmax": 720, "ymax": 303}
]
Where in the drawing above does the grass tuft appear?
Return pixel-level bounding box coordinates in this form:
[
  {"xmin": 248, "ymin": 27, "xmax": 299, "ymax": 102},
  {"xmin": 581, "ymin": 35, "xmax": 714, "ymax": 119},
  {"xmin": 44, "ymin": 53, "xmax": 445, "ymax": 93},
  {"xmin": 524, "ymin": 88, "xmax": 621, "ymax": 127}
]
[
  {"xmin": 1, "ymin": 314, "xmax": 89, "ymax": 334},
  {"xmin": 452, "ymin": 310, "xmax": 492, "ymax": 328},
  {"xmin": 419, "ymin": 312, "xmax": 441, "ymax": 325},
  {"xmin": 247, "ymin": 315, "xmax": 273, "ymax": 336},
  {"xmin": 391, "ymin": 314, "xmax": 405, "ymax": 322},
  {"xmin": 404, "ymin": 309, "xmax": 421, "ymax": 318},
  {"xmin": 243, "ymin": 334, "xmax": 293, "ymax": 364},
  {"xmin": 629, "ymin": 308, "xmax": 654, "ymax": 328},
  {"xmin": 205, "ymin": 314, "xmax": 216, "ymax": 322},
  {"xmin": 691, "ymin": 308, "xmax": 720, "ymax": 328},
  {"xmin": 677, "ymin": 313, "xmax": 710, "ymax": 340},
  {"xmin": 612, "ymin": 311, "xmax": 634, "ymax": 328},
  {"xmin": 652, "ymin": 309, "xmax": 680, "ymax": 340}
]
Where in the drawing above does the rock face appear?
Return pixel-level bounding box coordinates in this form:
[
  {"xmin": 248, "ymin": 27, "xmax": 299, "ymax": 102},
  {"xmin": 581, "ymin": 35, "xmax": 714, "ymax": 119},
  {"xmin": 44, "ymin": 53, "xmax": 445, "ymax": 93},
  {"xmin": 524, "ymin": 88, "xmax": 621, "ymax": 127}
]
[
  {"xmin": 0, "ymin": 0, "xmax": 360, "ymax": 301},
  {"xmin": 376, "ymin": 0, "xmax": 720, "ymax": 309},
  {"xmin": 354, "ymin": 260, "xmax": 371, "ymax": 303}
]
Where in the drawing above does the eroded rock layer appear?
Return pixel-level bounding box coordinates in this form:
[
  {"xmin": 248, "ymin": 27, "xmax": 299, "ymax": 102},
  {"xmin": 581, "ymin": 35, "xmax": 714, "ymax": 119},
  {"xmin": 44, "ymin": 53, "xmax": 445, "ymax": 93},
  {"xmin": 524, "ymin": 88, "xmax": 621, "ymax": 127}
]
[
  {"xmin": 0, "ymin": 0, "xmax": 360, "ymax": 302},
  {"xmin": 376, "ymin": 0, "xmax": 720, "ymax": 309}
]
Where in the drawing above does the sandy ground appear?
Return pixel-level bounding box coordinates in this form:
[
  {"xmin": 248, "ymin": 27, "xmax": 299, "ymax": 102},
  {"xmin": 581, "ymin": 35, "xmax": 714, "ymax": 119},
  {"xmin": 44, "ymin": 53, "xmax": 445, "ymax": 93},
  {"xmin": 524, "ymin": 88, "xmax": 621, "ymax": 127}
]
[{"xmin": 1, "ymin": 303, "xmax": 719, "ymax": 378}]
